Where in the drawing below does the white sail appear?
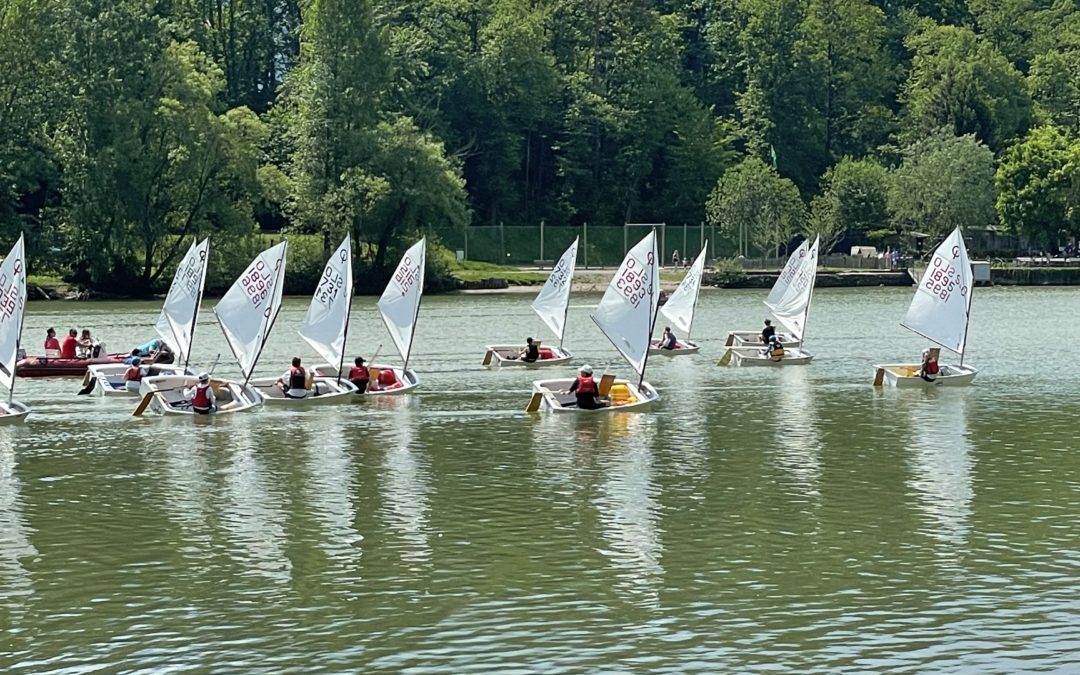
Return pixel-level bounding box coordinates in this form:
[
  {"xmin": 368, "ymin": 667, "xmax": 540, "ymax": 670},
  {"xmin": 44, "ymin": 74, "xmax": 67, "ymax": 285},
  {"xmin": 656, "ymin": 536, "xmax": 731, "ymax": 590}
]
[
  {"xmin": 902, "ymin": 227, "xmax": 973, "ymax": 355},
  {"xmin": 767, "ymin": 235, "xmax": 819, "ymax": 341},
  {"xmin": 155, "ymin": 238, "xmax": 209, "ymax": 366},
  {"xmin": 299, "ymin": 235, "xmax": 353, "ymax": 370},
  {"xmin": 213, "ymin": 240, "xmax": 288, "ymax": 379},
  {"xmin": 531, "ymin": 237, "xmax": 578, "ymax": 344},
  {"xmin": 660, "ymin": 242, "xmax": 707, "ymax": 337},
  {"xmin": 378, "ymin": 238, "xmax": 426, "ymax": 367},
  {"xmin": 592, "ymin": 230, "xmax": 658, "ymax": 378},
  {"xmin": 766, "ymin": 238, "xmax": 812, "ymax": 307},
  {"xmin": 0, "ymin": 236, "xmax": 26, "ymax": 393}
]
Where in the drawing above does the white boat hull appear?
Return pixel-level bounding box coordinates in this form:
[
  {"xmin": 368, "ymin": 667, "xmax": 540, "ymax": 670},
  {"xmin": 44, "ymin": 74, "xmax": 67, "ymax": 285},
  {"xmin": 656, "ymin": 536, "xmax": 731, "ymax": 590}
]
[
  {"xmin": 138, "ymin": 375, "xmax": 263, "ymax": 416},
  {"xmin": 530, "ymin": 377, "xmax": 660, "ymax": 413},
  {"xmin": 726, "ymin": 346, "xmax": 814, "ymax": 367},
  {"xmin": 0, "ymin": 400, "xmax": 30, "ymax": 425},
  {"xmin": 250, "ymin": 376, "xmax": 358, "ymax": 407},
  {"xmin": 726, "ymin": 330, "xmax": 802, "ymax": 349},
  {"xmin": 312, "ymin": 363, "xmax": 421, "ymax": 395},
  {"xmin": 85, "ymin": 363, "xmax": 194, "ymax": 397},
  {"xmin": 483, "ymin": 345, "xmax": 573, "ymax": 368},
  {"xmin": 873, "ymin": 363, "xmax": 978, "ymax": 387},
  {"xmin": 648, "ymin": 340, "xmax": 700, "ymax": 356}
]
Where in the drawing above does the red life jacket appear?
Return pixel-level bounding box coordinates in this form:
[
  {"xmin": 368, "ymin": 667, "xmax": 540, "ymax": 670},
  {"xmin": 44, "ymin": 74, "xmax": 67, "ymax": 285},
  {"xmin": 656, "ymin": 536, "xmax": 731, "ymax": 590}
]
[
  {"xmin": 60, "ymin": 336, "xmax": 77, "ymax": 359},
  {"xmin": 123, "ymin": 366, "xmax": 142, "ymax": 382},
  {"xmin": 348, "ymin": 366, "xmax": 369, "ymax": 382},
  {"xmin": 45, "ymin": 337, "xmax": 60, "ymax": 350},
  {"xmin": 192, "ymin": 383, "xmax": 212, "ymax": 409},
  {"xmin": 575, "ymin": 376, "xmax": 597, "ymax": 395},
  {"xmin": 288, "ymin": 366, "xmax": 307, "ymax": 390},
  {"xmin": 378, "ymin": 369, "xmax": 397, "ymax": 386},
  {"xmin": 925, "ymin": 360, "xmax": 940, "ymax": 375}
]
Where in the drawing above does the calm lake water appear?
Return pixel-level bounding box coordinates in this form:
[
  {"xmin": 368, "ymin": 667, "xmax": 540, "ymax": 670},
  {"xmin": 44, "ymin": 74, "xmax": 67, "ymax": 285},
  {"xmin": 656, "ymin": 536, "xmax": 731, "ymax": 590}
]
[{"xmin": 2, "ymin": 286, "xmax": 1078, "ymax": 673}]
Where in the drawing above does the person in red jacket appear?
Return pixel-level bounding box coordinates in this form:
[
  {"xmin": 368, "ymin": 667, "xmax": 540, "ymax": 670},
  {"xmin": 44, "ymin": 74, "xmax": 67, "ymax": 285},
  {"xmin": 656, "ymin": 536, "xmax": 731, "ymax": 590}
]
[
  {"xmin": 566, "ymin": 364, "xmax": 605, "ymax": 410},
  {"xmin": 347, "ymin": 356, "xmax": 370, "ymax": 393},
  {"xmin": 44, "ymin": 328, "xmax": 60, "ymax": 354},
  {"xmin": 918, "ymin": 349, "xmax": 940, "ymax": 382},
  {"xmin": 60, "ymin": 329, "xmax": 78, "ymax": 359}
]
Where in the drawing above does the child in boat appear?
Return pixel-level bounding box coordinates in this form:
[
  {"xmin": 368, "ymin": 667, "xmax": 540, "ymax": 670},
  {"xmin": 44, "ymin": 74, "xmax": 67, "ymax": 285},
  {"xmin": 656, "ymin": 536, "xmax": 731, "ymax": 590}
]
[
  {"xmin": 565, "ymin": 365, "xmax": 606, "ymax": 410},
  {"xmin": 658, "ymin": 327, "xmax": 677, "ymax": 350},
  {"xmin": 347, "ymin": 357, "xmax": 370, "ymax": 393},
  {"xmin": 519, "ymin": 337, "xmax": 540, "ymax": 362},
  {"xmin": 918, "ymin": 349, "xmax": 940, "ymax": 381}
]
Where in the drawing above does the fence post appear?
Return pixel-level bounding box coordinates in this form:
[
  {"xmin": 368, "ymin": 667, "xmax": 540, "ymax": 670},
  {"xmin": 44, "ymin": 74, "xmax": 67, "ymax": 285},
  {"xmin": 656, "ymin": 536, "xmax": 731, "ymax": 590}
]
[
  {"xmin": 583, "ymin": 222, "xmax": 588, "ymax": 269},
  {"xmin": 540, "ymin": 219, "xmax": 545, "ymax": 265},
  {"xmin": 465, "ymin": 227, "xmax": 469, "ymax": 261},
  {"xmin": 500, "ymin": 221, "xmax": 505, "ymax": 262}
]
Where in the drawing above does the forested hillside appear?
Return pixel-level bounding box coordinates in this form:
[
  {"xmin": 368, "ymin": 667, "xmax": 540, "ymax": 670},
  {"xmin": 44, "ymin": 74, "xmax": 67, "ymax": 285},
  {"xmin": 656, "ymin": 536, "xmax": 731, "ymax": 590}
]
[{"xmin": 1, "ymin": 0, "xmax": 1078, "ymax": 289}]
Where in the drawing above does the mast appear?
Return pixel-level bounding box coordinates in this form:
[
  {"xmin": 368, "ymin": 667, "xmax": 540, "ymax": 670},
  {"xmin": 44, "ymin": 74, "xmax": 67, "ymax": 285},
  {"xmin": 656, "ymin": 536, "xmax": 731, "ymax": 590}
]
[
  {"xmin": 403, "ymin": 288, "xmax": 422, "ymax": 372},
  {"xmin": 185, "ymin": 239, "xmax": 209, "ymax": 371},
  {"xmin": 638, "ymin": 239, "xmax": 659, "ymax": 390},
  {"xmin": 686, "ymin": 242, "xmax": 706, "ymax": 341},
  {"xmin": 337, "ymin": 240, "xmax": 354, "ymax": 385},
  {"xmin": 558, "ymin": 249, "xmax": 575, "ymax": 349}
]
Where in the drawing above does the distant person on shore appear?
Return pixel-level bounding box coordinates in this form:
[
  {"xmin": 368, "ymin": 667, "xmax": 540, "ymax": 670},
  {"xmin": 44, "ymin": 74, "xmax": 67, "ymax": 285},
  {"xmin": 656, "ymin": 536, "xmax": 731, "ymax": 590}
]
[
  {"xmin": 519, "ymin": 337, "xmax": 540, "ymax": 363},
  {"xmin": 44, "ymin": 328, "xmax": 60, "ymax": 356},
  {"xmin": 761, "ymin": 319, "xmax": 776, "ymax": 345},
  {"xmin": 60, "ymin": 329, "xmax": 78, "ymax": 359},
  {"xmin": 671, "ymin": 249, "xmax": 680, "ymax": 267}
]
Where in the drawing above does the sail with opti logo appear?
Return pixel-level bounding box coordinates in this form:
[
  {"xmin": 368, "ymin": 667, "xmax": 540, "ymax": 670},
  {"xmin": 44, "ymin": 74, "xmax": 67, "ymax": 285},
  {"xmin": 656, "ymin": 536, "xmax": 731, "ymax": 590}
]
[
  {"xmin": 531, "ymin": 238, "xmax": 578, "ymax": 346},
  {"xmin": 213, "ymin": 241, "xmax": 288, "ymax": 382},
  {"xmin": 299, "ymin": 235, "xmax": 353, "ymax": 373},
  {"xmin": 767, "ymin": 235, "xmax": 820, "ymax": 342},
  {"xmin": 766, "ymin": 238, "xmax": 812, "ymax": 307},
  {"xmin": 660, "ymin": 242, "xmax": 707, "ymax": 339},
  {"xmin": 591, "ymin": 231, "xmax": 659, "ymax": 380},
  {"xmin": 901, "ymin": 227, "xmax": 973, "ymax": 356},
  {"xmin": 378, "ymin": 238, "xmax": 426, "ymax": 369},
  {"xmin": 155, "ymin": 238, "xmax": 209, "ymax": 369}
]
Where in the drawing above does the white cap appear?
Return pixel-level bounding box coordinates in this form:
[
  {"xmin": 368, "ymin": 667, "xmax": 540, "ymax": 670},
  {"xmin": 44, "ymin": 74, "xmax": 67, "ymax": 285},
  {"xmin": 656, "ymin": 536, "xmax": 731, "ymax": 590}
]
[
  {"xmin": 198, "ymin": 372, "xmax": 210, "ymax": 383},
  {"xmin": 580, "ymin": 365, "xmax": 593, "ymax": 376}
]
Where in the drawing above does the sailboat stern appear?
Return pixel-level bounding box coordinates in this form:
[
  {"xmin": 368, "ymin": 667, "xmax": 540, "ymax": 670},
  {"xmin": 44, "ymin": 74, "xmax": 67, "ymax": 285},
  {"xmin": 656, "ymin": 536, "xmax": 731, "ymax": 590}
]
[
  {"xmin": 873, "ymin": 363, "xmax": 978, "ymax": 387},
  {"xmin": 530, "ymin": 377, "xmax": 660, "ymax": 413},
  {"xmin": 484, "ymin": 344, "xmax": 573, "ymax": 368}
]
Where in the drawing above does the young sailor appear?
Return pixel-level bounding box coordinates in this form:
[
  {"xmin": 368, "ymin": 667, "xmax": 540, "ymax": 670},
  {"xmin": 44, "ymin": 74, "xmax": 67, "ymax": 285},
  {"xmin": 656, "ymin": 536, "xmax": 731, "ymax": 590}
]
[
  {"xmin": 184, "ymin": 372, "xmax": 215, "ymax": 414},
  {"xmin": 918, "ymin": 349, "xmax": 940, "ymax": 382},
  {"xmin": 519, "ymin": 337, "xmax": 540, "ymax": 363},
  {"xmin": 347, "ymin": 356, "xmax": 370, "ymax": 393},
  {"xmin": 60, "ymin": 329, "xmax": 78, "ymax": 359},
  {"xmin": 658, "ymin": 326, "xmax": 677, "ymax": 350},
  {"xmin": 761, "ymin": 319, "xmax": 776, "ymax": 345},
  {"xmin": 123, "ymin": 357, "xmax": 146, "ymax": 392},
  {"xmin": 566, "ymin": 364, "xmax": 605, "ymax": 410},
  {"xmin": 276, "ymin": 357, "xmax": 311, "ymax": 398}
]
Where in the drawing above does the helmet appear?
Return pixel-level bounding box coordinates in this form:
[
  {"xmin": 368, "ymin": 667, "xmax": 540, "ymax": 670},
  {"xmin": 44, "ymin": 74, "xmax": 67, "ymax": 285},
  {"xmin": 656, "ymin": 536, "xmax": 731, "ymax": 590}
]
[
  {"xmin": 131, "ymin": 357, "xmax": 142, "ymax": 366},
  {"xmin": 198, "ymin": 372, "xmax": 210, "ymax": 383},
  {"xmin": 580, "ymin": 365, "xmax": 593, "ymax": 376},
  {"xmin": 921, "ymin": 348, "xmax": 930, "ymax": 357}
]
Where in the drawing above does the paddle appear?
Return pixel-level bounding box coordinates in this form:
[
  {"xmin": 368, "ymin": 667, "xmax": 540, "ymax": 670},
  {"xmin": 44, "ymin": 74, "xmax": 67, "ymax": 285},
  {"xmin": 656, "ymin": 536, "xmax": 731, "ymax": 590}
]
[
  {"xmin": 717, "ymin": 348, "xmax": 733, "ymax": 367},
  {"xmin": 76, "ymin": 369, "xmax": 97, "ymax": 396},
  {"xmin": 481, "ymin": 349, "xmax": 493, "ymax": 366},
  {"xmin": 872, "ymin": 368, "xmax": 885, "ymax": 386},
  {"xmin": 133, "ymin": 353, "xmax": 220, "ymax": 417},
  {"xmin": 525, "ymin": 392, "xmax": 543, "ymax": 413},
  {"xmin": 597, "ymin": 373, "xmax": 615, "ymax": 397}
]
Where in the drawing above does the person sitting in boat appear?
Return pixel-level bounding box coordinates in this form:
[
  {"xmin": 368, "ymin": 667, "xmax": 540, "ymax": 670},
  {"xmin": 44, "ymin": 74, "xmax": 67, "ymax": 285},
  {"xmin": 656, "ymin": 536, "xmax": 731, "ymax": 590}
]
[
  {"xmin": 123, "ymin": 357, "xmax": 147, "ymax": 393},
  {"xmin": 347, "ymin": 356, "xmax": 370, "ymax": 393},
  {"xmin": 60, "ymin": 329, "xmax": 78, "ymax": 359},
  {"xmin": 918, "ymin": 349, "xmax": 940, "ymax": 382},
  {"xmin": 658, "ymin": 326, "xmax": 677, "ymax": 350},
  {"xmin": 275, "ymin": 357, "xmax": 311, "ymax": 398},
  {"xmin": 566, "ymin": 364, "xmax": 606, "ymax": 410},
  {"xmin": 519, "ymin": 337, "xmax": 540, "ymax": 363},
  {"xmin": 184, "ymin": 372, "xmax": 216, "ymax": 414},
  {"xmin": 765, "ymin": 335, "xmax": 785, "ymax": 361},
  {"xmin": 44, "ymin": 328, "xmax": 61, "ymax": 358},
  {"xmin": 761, "ymin": 319, "xmax": 776, "ymax": 345},
  {"xmin": 132, "ymin": 337, "xmax": 162, "ymax": 358},
  {"xmin": 76, "ymin": 329, "xmax": 104, "ymax": 358}
]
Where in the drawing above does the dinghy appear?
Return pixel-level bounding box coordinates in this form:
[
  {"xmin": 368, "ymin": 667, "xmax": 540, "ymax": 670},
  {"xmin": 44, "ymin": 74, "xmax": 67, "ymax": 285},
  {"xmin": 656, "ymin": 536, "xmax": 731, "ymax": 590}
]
[
  {"xmin": 0, "ymin": 236, "xmax": 30, "ymax": 424},
  {"xmin": 725, "ymin": 238, "xmax": 810, "ymax": 349},
  {"xmin": 251, "ymin": 235, "xmax": 357, "ymax": 406},
  {"xmin": 134, "ymin": 241, "xmax": 289, "ymax": 416},
  {"xmin": 314, "ymin": 238, "xmax": 425, "ymax": 395},
  {"xmin": 484, "ymin": 238, "xmax": 577, "ymax": 368},
  {"xmin": 84, "ymin": 238, "xmax": 207, "ymax": 396},
  {"xmin": 649, "ymin": 243, "xmax": 707, "ymax": 356},
  {"xmin": 721, "ymin": 236, "xmax": 819, "ymax": 367},
  {"xmin": 873, "ymin": 227, "xmax": 977, "ymax": 387},
  {"xmin": 528, "ymin": 231, "xmax": 661, "ymax": 413}
]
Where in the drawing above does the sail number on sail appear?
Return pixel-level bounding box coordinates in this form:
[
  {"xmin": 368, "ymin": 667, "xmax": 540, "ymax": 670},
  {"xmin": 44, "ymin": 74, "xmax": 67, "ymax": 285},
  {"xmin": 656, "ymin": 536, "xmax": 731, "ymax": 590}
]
[
  {"xmin": 615, "ymin": 253, "xmax": 654, "ymax": 308},
  {"xmin": 177, "ymin": 249, "xmax": 206, "ymax": 298},
  {"xmin": 779, "ymin": 248, "xmax": 806, "ymax": 285},
  {"xmin": 241, "ymin": 259, "xmax": 279, "ymax": 306},
  {"xmin": 547, "ymin": 256, "xmax": 573, "ymax": 291},
  {"xmin": 393, "ymin": 255, "xmax": 422, "ymax": 296},
  {"xmin": 313, "ymin": 251, "xmax": 349, "ymax": 306},
  {"xmin": 923, "ymin": 247, "xmax": 968, "ymax": 302},
  {"xmin": 0, "ymin": 258, "xmax": 23, "ymax": 320}
]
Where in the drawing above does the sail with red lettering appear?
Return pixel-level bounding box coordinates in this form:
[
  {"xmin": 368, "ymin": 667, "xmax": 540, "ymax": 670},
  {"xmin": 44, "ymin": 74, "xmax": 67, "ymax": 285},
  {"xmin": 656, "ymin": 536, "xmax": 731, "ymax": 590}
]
[
  {"xmin": 299, "ymin": 235, "xmax": 353, "ymax": 370},
  {"xmin": 154, "ymin": 238, "xmax": 209, "ymax": 368},
  {"xmin": 902, "ymin": 227, "xmax": 973, "ymax": 355},
  {"xmin": 213, "ymin": 241, "xmax": 288, "ymax": 379},
  {"xmin": 591, "ymin": 231, "xmax": 658, "ymax": 378},
  {"xmin": 531, "ymin": 238, "xmax": 578, "ymax": 346},
  {"xmin": 0, "ymin": 236, "xmax": 26, "ymax": 393},
  {"xmin": 378, "ymin": 238, "xmax": 426, "ymax": 368}
]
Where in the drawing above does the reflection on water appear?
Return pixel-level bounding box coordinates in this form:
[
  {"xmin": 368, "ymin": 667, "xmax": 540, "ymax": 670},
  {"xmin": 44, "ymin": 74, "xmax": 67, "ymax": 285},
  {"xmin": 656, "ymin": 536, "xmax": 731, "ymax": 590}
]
[
  {"xmin": 906, "ymin": 391, "xmax": 974, "ymax": 555},
  {"xmin": 0, "ymin": 433, "xmax": 36, "ymax": 609},
  {"xmin": 304, "ymin": 416, "xmax": 362, "ymax": 577},
  {"xmin": 378, "ymin": 410, "xmax": 431, "ymax": 567},
  {"xmin": 221, "ymin": 419, "xmax": 292, "ymax": 583},
  {"xmin": 771, "ymin": 368, "xmax": 823, "ymax": 497},
  {"xmin": 156, "ymin": 422, "xmax": 212, "ymax": 559}
]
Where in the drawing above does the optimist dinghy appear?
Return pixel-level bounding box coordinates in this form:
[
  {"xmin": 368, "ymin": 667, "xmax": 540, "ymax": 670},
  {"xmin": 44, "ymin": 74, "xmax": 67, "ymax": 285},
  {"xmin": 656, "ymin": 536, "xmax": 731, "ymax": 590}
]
[
  {"xmin": 721, "ymin": 236, "xmax": 819, "ymax": 367},
  {"xmin": 0, "ymin": 236, "xmax": 30, "ymax": 424},
  {"xmin": 133, "ymin": 242, "xmax": 290, "ymax": 416},
  {"xmin": 873, "ymin": 227, "xmax": 978, "ymax": 387},
  {"xmin": 725, "ymin": 239, "xmax": 810, "ymax": 349},
  {"xmin": 84, "ymin": 238, "xmax": 207, "ymax": 396},
  {"xmin": 251, "ymin": 235, "xmax": 356, "ymax": 406},
  {"xmin": 528, "ymin": 231, "xmax": 661, "ymax": 413},
  {"xmin": 650, "ymin": 243, "xmax": 706, "ymax": 356},
  {"xmin": 484, "ymin": 238, "xmax": 577, "ymax": 368}
]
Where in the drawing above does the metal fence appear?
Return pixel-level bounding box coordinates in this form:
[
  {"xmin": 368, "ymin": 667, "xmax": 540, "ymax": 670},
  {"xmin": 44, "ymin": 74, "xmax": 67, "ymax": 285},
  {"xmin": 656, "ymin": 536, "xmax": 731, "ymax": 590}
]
[{"xmin": 739, "ymin": 253, "xmax": 896, "ymax": 271}]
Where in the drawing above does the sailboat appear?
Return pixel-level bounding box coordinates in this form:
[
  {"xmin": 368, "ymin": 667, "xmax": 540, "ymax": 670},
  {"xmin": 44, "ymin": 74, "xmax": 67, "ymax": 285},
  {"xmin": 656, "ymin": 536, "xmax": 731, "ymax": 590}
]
[
  {"xmin": 873, "ymin": 227, "xmax": 977, "ymax": 387},
  {"xmin": 725, "ymin": 238, "xmax": 811, "ymax": 349},
  {"xmin": 720, "ymin": 236, "xmax": 819, "ymax": 367},
  {"xmin": 528, "ymin": 231, "xmax": 661, "ymax": 413},
  {"xmin": 134, "ymin": 241, "xmax": 288, "ymax": 416},
  {"xmin": 250, "ymin": 235, "xmax": 357, "ymax": 405},
  {"xmin": 483, "ymin": 238, "xmax": 578, "ymax": 368},
  {"xmin": 0, "ymin": 235, "xmax": 30, "ymax": 424},
  {"xmin": 84, "ymin": 239, "xmax": 207, "ymax": 396},
  {"xmin": 649, "ymin": 242, "xmax": 707, "ymax": 356}
]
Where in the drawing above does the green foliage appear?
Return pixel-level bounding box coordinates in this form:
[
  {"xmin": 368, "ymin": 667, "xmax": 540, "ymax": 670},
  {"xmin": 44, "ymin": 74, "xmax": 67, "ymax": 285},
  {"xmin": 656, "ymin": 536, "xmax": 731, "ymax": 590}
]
[
  {"xmin": 995, "ymin": 126, "xmax": 1080, "ymax": 246},
  {"xmin": 706, "ymin": 157, "xmax": 806, "ymax": 256},
  {"xmin": 808, "ymin": 158, "xmax": 890, "ymax": 253},
  {"xmin": 888, "ymin": 130, "xmax": 997, "ymax": 239}
]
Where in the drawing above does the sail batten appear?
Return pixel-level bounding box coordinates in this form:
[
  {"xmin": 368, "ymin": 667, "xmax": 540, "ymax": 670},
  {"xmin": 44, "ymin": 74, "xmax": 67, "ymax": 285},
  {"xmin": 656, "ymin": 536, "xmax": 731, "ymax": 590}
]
[
  {"xmin": 660, "ymin": 243, "xmax": 707, "ymax": 338},
  {"xmin": 299, "ymin": 235, "xmax": 353, "ymax": 370},
  {"xmin": 213, "ymin": 240, "xmax": 288, "ymax": 380},
  {"xmin": 901, "ymin": 227, "xmax": 973, "ymax": 355},
  {"xmin": 532, "ymin": 238, "xmax": 578, "ymax": 345},
  {"xmin": 378, "ymin": 239, "xmax": 426, "ymax": 366},
  {"xmin": 591, "ymin": 231, "xmax": 658, "ymax": 378}
]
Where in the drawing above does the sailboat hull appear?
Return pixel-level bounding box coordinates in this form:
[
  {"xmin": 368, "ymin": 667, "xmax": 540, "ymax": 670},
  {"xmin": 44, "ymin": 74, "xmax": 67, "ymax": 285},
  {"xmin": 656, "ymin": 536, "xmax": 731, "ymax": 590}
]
[
  {"xmin": 0, "ymin": 400, "xmax": 30, "ymax": 425},
  {"xmin": 648, "ymin": 340, "xmax": 700, "ymax": 356},
  {"xmin": 250, "ymin": 376, "xmax": 358, "ymax": 406},
  {"xmin": 725, "ymin": 331, "xmax": 802, "ymax": 349},
  {"xmin": 85, "ymin": 363, "xmax": 194, "ymax": 397},
  {"xmin": 530, "ymin": 378, "xmax": 660, "ymax": 413},
  {"xmin": 312, "ymin": 364, "xmax": 421, "ymax": 395},
  {"xmin": 726, "ymin": 346, "xmax": 814, "ymax": 367},
  {"xmin": 873, "ymin": 363, "xmax": 978, "ymax": 387},
  {"xmin": 137, "ymin": 375, "xmax": 263, "ymax": 416},
  {"xmin": 483, "ymin": 345, "xmax": 573, "ymax": 368}
]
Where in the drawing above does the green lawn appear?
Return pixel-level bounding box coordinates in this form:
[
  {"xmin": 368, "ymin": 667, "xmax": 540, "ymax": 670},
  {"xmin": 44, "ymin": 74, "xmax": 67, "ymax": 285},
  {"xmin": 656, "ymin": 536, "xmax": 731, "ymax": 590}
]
[{"xmin": 450, "ymin": 261, "xmax": 548, "ymax": 284}]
